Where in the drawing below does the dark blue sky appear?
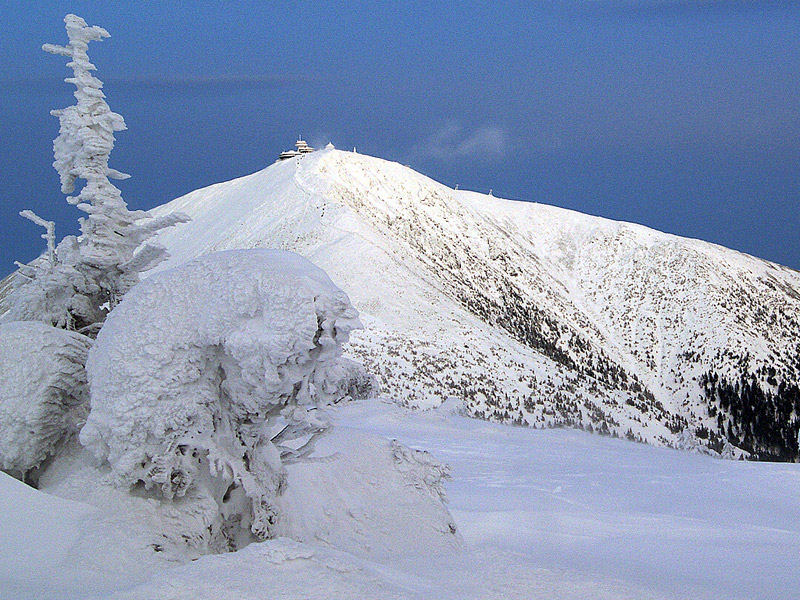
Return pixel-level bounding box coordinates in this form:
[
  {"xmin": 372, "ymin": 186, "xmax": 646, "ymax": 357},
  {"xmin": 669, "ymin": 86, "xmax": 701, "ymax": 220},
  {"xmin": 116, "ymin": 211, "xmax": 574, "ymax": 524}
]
[{"xmin": 2, "ymin": 1, "xmax": 798, "ymax": 275}]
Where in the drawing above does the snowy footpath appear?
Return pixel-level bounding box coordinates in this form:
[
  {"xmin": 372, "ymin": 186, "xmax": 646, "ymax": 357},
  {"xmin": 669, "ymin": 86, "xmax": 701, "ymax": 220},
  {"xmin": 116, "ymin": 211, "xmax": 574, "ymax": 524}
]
[{"xmin": 2, "ymin": 399, "xmax": 798, "ymax": 600}]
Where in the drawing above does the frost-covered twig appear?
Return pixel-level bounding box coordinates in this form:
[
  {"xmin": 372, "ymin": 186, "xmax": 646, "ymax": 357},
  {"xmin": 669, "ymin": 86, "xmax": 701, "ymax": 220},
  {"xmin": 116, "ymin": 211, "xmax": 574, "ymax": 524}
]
[{"xmin": 19, "ymin": 211, "xmax": 56, "ymax": 266}]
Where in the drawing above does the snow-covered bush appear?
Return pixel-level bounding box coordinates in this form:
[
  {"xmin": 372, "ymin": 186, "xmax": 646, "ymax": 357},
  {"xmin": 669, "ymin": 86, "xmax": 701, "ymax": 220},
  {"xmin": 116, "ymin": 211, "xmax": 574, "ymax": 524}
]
[
  {"xmin": 320, "ymin": 356, "xmax": 379, "ymax": 402},
  {"xmin": 0, "ymin": 321, "xmax": 92, "ymax": 482},
  {"xmin": 280, "ymin": 430, "xmax": 461, "ymax": 560},
  {"xmin": 7, "ymin": 14, "xmax": 187, "ymax": 335},
  {"xmin": 81, "ymin": 249, "xmax": 363, "ymax": 551}
]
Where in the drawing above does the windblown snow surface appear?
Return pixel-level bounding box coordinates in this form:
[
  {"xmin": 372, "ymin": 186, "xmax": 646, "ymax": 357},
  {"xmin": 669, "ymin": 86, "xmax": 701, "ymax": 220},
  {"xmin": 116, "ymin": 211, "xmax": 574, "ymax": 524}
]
[{"xmin": 1, "ymin": 400, "xmax": 797, "ymax": 599}]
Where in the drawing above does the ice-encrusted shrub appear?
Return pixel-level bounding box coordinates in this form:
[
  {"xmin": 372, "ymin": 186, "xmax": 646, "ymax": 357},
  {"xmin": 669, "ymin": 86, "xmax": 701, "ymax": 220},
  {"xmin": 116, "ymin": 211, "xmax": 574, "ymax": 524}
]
[
  {"xmin": 322, "ymin": 356, "xmax": 380, "ymax": 402},
  {"xmin": 81, "ymin": 249, "xmax": 363, "ymax": 551},
  {"xmin": 279, "ymin": 431, "xmax": 461, "ymax": 560},
  {"xmin": 0, "ymin": 321, "xmax": 91, "ymax": 483}
]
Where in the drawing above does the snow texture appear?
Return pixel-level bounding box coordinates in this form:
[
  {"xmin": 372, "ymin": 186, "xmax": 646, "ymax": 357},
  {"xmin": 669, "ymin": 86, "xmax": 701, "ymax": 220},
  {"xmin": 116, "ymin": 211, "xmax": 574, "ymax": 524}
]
[
  {"xmin": 0, "ymin": 321, "xmax": 91, "ymax": 478},
  {"xmin": 81, "ymin": 249, "xmax": 362, "ymax": 549},
  {"xmin": 3, "ymin": 400, "xmax": 798, "ymax": 600},
  {"xmin": 280, "ymin": 428, "xmax": 460, "ymax": 560}
]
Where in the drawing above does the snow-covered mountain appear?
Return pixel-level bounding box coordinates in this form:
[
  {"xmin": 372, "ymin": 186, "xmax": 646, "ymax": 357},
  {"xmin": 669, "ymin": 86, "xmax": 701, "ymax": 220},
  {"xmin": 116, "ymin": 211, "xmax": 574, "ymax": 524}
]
[{"xmin": 145, "ymin": 147, "xmax": 799, "ymax": 460}]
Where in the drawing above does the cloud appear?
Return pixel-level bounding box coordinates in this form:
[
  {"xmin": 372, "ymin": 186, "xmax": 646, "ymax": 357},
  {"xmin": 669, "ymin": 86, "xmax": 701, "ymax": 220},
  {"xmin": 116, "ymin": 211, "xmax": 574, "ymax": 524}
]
[{"xmin": 413, "ymin": 122, "xmax": 509, "ymax": 163}]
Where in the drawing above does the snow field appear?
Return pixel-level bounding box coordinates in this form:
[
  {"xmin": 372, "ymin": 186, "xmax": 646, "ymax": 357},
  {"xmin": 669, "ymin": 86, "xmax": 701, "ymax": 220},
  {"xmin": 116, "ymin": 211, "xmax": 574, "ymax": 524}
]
[{"xmin": 2, "ymin": 399, "xmax": 797, "ymax": 599}]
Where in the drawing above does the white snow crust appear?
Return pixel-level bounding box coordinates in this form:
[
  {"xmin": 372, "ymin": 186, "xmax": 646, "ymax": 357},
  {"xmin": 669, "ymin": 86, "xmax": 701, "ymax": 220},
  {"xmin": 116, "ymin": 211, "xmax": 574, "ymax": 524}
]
[{"xmin": 0, "ymin": 321, "xmax": 91, "ymax": 476}]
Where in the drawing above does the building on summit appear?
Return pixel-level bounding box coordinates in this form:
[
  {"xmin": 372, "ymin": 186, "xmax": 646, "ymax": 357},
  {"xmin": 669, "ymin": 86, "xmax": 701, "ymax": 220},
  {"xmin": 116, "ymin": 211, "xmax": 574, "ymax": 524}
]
[{"xmin": 278, "ymin": 138, "xmax": 315, "ymax": 160}]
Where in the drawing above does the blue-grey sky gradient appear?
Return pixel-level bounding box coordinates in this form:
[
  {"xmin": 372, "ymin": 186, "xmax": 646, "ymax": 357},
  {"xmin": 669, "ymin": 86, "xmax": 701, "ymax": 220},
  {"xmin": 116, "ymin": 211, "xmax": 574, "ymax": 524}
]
[{"xmin": 1, "ymin": 1, "xmax": 798, "ymax": 275}]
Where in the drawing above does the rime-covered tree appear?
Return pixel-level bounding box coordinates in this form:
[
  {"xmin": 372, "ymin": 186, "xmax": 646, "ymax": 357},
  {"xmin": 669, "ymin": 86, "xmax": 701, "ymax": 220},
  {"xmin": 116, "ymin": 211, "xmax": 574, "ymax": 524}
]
[
  {"xmin": 81, "ymin": 250, "xmax": 367, "ymax": 551},
  {"xmin": 7, "ymin": 14, "xmax": 188, "ymax": 334},
  {"xmin": 0, "ymin": 321, "xmax": 92, "ymax": 485}
]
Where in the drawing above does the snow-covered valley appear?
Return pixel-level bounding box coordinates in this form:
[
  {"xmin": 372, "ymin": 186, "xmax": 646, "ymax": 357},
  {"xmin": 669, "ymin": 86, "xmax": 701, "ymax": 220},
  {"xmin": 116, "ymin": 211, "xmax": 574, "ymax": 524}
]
[{"xmin": 2, "ymin": 400, "xmax": 797, "ymax": 600}]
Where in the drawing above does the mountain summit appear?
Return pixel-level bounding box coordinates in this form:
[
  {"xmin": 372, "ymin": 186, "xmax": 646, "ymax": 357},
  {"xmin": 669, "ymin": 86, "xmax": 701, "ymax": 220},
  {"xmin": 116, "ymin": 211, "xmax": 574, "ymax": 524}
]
[{"xmin": 150, "ymin": 147, "xmax": 800, "ymax": 460}]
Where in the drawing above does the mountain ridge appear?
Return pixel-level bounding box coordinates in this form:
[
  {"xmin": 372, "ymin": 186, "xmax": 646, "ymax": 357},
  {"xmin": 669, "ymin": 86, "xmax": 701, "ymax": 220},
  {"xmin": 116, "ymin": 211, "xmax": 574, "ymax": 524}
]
[{"xmin": 44, "ymin": 147, "xmax": 800, "ymax": 460}]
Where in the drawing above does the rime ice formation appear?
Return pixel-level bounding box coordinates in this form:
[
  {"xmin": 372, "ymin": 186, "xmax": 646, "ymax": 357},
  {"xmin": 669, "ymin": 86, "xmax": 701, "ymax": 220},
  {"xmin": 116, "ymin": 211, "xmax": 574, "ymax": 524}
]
[
  {"xmin": 81, "ymin": 249, "xmax": 363, "ymax": 549},
  {"xmin": 0, "ymin": 322, "xmax": 91, "ymax": 479},
  {"xmin": 7, "ymin": 15, "xmax": 188, "ymax": 334},
  {"xmin": 42, "ymin": 15, "xmax": 129, "ymax": 200}
]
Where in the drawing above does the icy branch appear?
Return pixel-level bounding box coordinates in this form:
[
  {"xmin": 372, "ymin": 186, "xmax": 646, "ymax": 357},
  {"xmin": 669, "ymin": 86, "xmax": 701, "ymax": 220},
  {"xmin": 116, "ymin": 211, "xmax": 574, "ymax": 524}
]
[
  {"xmin": 20, "ymin": 210, "xmax": 56, "ymax": 266},
  {"xmin": 121, "ymin": 243, "xmax": 168, "ymax": 273},
  {"xmin": 41, "ymin": 43, "xmax": 72, "ymax": 57},
  {"xmin": 134, "ymin": 212, "xmax": 191, "ymax": 240}
]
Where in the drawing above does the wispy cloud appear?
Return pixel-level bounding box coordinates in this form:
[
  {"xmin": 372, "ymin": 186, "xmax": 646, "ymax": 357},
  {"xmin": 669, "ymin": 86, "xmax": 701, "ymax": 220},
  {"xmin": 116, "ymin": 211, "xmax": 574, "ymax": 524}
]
[{"xmin": 412, "ymin": 121, "xmax": 509, "ymax": 163}]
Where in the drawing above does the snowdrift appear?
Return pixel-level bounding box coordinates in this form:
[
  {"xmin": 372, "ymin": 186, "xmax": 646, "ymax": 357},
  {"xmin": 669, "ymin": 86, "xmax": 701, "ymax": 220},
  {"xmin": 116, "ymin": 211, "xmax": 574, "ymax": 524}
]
[
  {"xmin": 281, "ymin": 428, "xmax": 460, "ymax": 560},
  {"xmin": 6, "ymin": 402, "xmax": 797, "ymax": 600}
]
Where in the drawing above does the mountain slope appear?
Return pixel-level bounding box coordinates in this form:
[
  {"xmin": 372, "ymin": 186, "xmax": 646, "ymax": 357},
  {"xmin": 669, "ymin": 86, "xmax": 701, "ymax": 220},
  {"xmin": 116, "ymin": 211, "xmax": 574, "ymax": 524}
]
[{"xmin": 151, "ymin": 147, "xmax": 800, "ymax": 459}]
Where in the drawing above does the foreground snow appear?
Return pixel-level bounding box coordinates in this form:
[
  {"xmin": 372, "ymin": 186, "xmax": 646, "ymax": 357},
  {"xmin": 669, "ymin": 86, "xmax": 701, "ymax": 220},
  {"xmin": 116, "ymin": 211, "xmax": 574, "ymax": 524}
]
[{"xmin": 1, "ymin": 400, "xmax": 797, "ymax": 599}]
